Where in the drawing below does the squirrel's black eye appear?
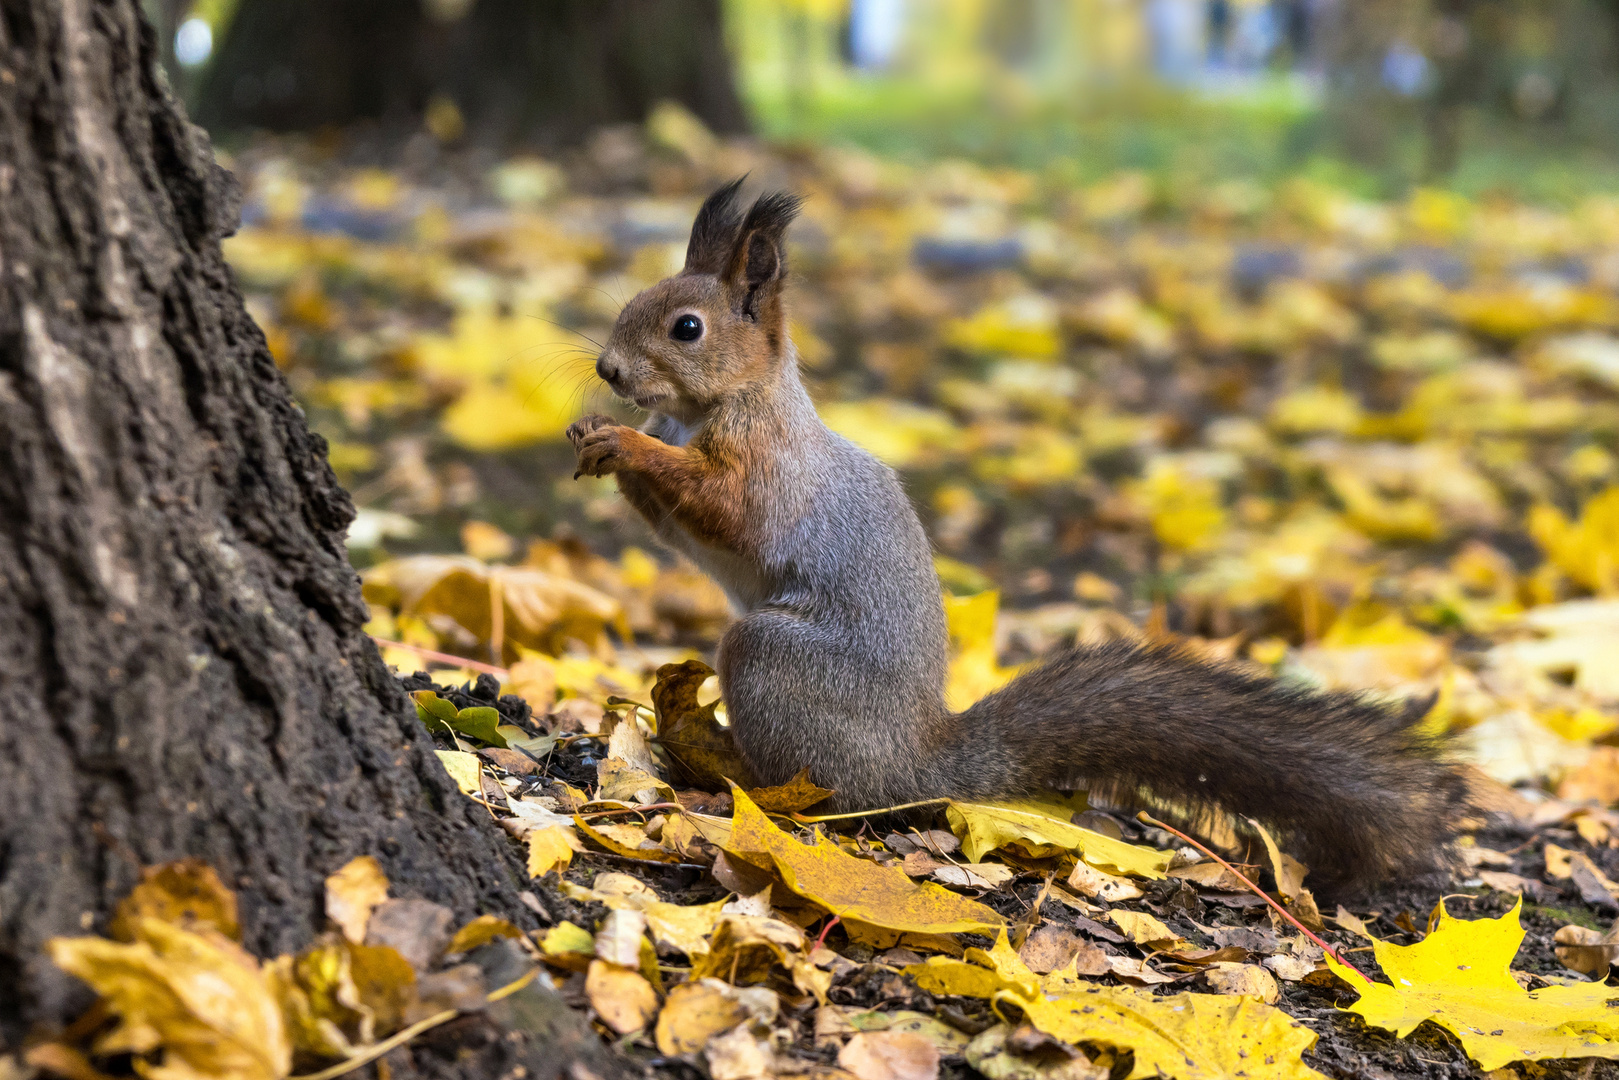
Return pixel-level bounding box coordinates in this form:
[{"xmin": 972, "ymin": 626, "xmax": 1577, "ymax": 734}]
[{"xmin": 671, "ymin": 314, "xmax": 703, "ymax": 342}]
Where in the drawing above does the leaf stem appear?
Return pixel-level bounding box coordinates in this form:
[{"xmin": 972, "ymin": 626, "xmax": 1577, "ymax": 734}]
[
  {"xmin": 288, "ymin": 967, "xmax": 541, "ymax": 1080},
  {"xmin": 1135, "ymin": 812, "xmax": 1369, "ymax": 986},
  {"xmin": 790, "ymin": 798, "xmax": 950, "ymax": 823}
]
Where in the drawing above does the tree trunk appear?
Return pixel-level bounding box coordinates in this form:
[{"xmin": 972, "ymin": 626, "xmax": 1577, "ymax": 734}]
[
  {"xmin": 0, "ymin": 4, "xmax": 618, "ymax": 1075},
  {"xmin": 195, "ymin": 0, "xmax": 748, "ymax": 146}
]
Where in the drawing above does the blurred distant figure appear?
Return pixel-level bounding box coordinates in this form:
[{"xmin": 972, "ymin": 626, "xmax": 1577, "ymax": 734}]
[
  {"xmin": 1147, "ymin": 0, "xmax": 1205, "ymax": 82},
  {"xmin": 847, "ymin": 0, "xmax": 906, "ymax": 71},
  {"xmin": 1206, "ymin": 0, "xmax": 1231, "ymax": 64}
]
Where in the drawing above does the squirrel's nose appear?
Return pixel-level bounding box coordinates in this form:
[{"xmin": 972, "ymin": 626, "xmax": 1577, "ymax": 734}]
[{"xmin": 596, "ymin": 356, "xmax": 620, "ymax": 385}]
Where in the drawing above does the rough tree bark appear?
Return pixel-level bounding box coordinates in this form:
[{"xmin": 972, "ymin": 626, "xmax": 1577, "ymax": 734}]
[
  {"xmin": 0, "ymin": 3, "xmax": 619, "ymax": 1074},
  {"xmin": 195, "ymin": 0, "xmax": 748, "ymax": 147}
]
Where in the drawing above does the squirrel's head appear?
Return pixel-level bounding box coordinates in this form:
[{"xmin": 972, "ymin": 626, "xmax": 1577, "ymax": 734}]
[{"xmin": 596, "ymin": 179, "xmax": 801, "ymax": 423}]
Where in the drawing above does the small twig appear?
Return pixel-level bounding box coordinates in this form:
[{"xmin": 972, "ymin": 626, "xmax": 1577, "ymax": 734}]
[
  {"xmin": 1135, "ymin": 812, "xmax": 1369, "ymax": 986},
  {"xmin": 578, "ymin": 850, "xmax": 711, "ymax": 872},
  {"xmin": 289, "ymin": 967, "xmax": 540, "ymax": 1080},
  {"xmin": 576, "ymin": 802, "xmax": 684, "ymax": 820},
  {"xmin": 791, "ymin": 798, "xmax": 950, "ymax": 823},
  {"xmin": 368, "ymin": 636, "xmax": 510, "ymax": 677},
  {"xmin": 813, "ymin": 914, "xmax": 842, "ymax": 951}
]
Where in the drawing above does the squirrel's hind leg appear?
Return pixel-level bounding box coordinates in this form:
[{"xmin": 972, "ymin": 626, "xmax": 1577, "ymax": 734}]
[{"xmin": 717, "ymin": 608, "xmax": 929, "ymax": 810}]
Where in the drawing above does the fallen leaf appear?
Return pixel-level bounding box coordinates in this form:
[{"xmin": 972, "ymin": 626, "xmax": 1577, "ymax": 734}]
[
  {"xmin": 574, "ymin": 815, "xmax": 685, "ymax": 863},
  {"xmin": 1546, "ymin": 843, "xmax": 1575, "ymax": 878},
  {"xmin": 746, "ymin": 769, "xmax": 836, "ymax": 814},
  {"xmin": 906, "ymin": 931, "xmax": 1323, "ymax": 1079},
  {"xmin": 1203, "ymin": 962, "xmax": 1280, "ymax": 1003},
  {"xmin": 1168, "ymin": 861, "xmax": 1263, "ymax": 893},
  {"xmin": 1327, "ymin": 898, "xmax": 1619, "ymax": 1069},
  {"xmin": 1107, "ymin": 910, "xmax": 1179, "ymax": 948},
  {"xmin": 325, "ymin": 856, "xmax": 390, "ymax": 944},
  {"xmin": 585, "ymin": 959, "xmax": 659, "ymax": 1034},
  {"xmin": 839, "ymin": 1030, "xmax": 940, "ymax": 1080},
  {"xmin": 1554, "ymin": 922, "xmax": 1619, "ymax": 976},
  {"xmin": 594, "ymin": 908, "xmax": 648, "ymax": 967},
  {"xmin": 705, "ymin": 1021, "xmax": 779, "ymax": 1080},
  {"xmin": 652, "ymin": 660, "xmax": 758, "ymax": 789},
  {"xmin": 1570, "ymin": 853, "xmax": 1619, "ymax": 910},
  {"xmin": 47, "ymin": 918, "xmax": 291, "ymax": 1080},
  {"xmin": 947, "ymin": 799, "xmax": 1169, "ymax": 878},
  {"xmin": 964, "ymin": 1023, "xmax": 1107, "ymax": 1080},
  {"xmin": 109, "ymin": 861, "xmax": 240, "ymax": 943},
  {"xmin": 654, "ymin": 978, "xmax": 775, "ymax": 1056},
  {"xmin": 527, "ymin": 824, "xmax": 582, "ymax": 877},
  {"xmin": 445, "ymin": 915, "xmax": 523, "ymax": 955},
  {"xmin": 1018, "ymin": 925, "xmax": 1087, "ymax": 975},
  {"xmin": 434, "ymin": 749, "xmax": 483, "ymax": 797},
  {"xmin": 539, "ymin": 922, "xmax": 595, "ymax": 972},
  {"xmin": 565, "ymin": 873, "xmax": 729, "ymax": 958},
  {"xmin": 930, "ymin": 863, "xmax": 1017, "ymax": 890},
  {"xmin": 1065, "ymin": 861, "xmax": 1144, "ymax": 903},
  {"xmin": 723, "ymin": 787, "xmax": 1004, "ymax": 936},
  {"xmin": 1248, "ymin": 819, "xmax": 1324, "ymax": 931},
  {"xmin": 363, "ymin": 899, "xmax": 453, "ymax": 971}
]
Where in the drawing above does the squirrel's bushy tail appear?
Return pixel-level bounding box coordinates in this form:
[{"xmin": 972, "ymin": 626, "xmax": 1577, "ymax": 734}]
[{"xmin": 948, "ymin": 641, "xmax": 1470, "ymax": 890}]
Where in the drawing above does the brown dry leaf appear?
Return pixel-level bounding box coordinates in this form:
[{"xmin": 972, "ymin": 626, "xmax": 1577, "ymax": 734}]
[
  {"xmin": 1261, "ymin": 954, "xmax": 1321, "ymax": 982},
  {"xmin": 363, "ymin": 899, "xmax": 453, "ymax": 972},
  {"xmin": 838, "ymin": 1030, "xmax": 941, "ymax": 1080},
  {"xmin": 963, "ymin": 1024, "xmax": 1107, "ymax": 1080},
  {"xmin": 109, "ymin": 861, "xmax": 241, "ymax": 943},
  {"xmin": 1065, "ymin": 861, "xmax": 1143, "ymax": 903},
  {"xmin": 929, "ymin": 863, "xmax": 1016, "ymax": 890},
  {"xmin": 652, "ymin": 659, "xmax": 758, "ymax": 789},
  {"xmin": 585, "ymin": 959, "xmax": 659, "ymax": 1035},
  {"xmin": 47, "ymin": 918, "xmax": 291, "ymax": 1080},
  {"xmin": 704, "ymin": 1023, "xmax": 779, "ymax": 1080},
  {"xmin": 1017, "ymin": 925, "xmax": 1086, "ymax": 975},
  {"xmin": 1167, "ymin": 861, "xmax": 1263, "ymax": 893},
  {"xmin": 1247, "ymin": 819, "xmax": 1325, "ymax": 931},
  {"xmin": 1561, "ymin": 746, "xmax": 1619, "ymax": 804},
  {"xmin": 1333, "ymin": 907, "xmax": 1374, "ymax": 940},
  {"xmin": 325, "ymin": 856, "xmax": 390, "ymax": 944},
  {"xmin": 746, "ymin": 769, "xmax": 836, "ymax": 814},
  {"xmin": 1569, "ymin": 852, "xmax": 1619, "ymax": 909},
  {"xmin": 1203, "ymin": 962, "xmax": 1280, "ymax": 1003},
  {"xmin": 1478, "ymin": 871, "xmax": 1542, "ymax": 899},
  {"xmin": 1554, "ymin": 921, "xmax": 1619, "ymax": 975},
  {"xmin": 687, "ymin": 914, "xmax": 830, "ymax": 1002},
  {"xmin": 1104, "ymin": 955, "xmax": 1177, "ymax": 986},
  {"xmin": 722, "ymin": 787, "xmax": 1003, "ymax": 936},
  {"xmin": 1545, "ymin": 842, "xmax": 1575, "ymax": 878},
  {"xmin": 1107, "ymin": 910, "xmax": 1180, "ymax": 948}
]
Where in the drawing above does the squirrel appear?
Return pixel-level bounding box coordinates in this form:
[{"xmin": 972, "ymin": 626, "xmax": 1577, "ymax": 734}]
[{"xmin": 566, "ymin": 178, "xmax": 1470, "ymax": 891}]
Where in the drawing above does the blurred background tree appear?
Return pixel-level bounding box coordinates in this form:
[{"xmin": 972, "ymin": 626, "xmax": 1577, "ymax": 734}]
[
  {"xmin": 141, "ymin": 0, "xmax": 1619, "ymax": 195},
  {"xmin": 165, "ymin": 0, "xmax": 745, "ymax": 146}
]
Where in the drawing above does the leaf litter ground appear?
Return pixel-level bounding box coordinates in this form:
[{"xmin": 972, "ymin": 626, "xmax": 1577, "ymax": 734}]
[{"xmin": 33, "ymin": 109, "xmax": 1619, "ymax": 1079}]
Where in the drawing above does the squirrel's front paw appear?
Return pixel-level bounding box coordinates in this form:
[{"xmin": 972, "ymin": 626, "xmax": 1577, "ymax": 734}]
[
  {"xmin": 566, "ymin": 414, "xmax": 616, "ymax": 449},
  {"xmin": 573, "ymin": 425, "xmax": 630, "ymax": 479}
]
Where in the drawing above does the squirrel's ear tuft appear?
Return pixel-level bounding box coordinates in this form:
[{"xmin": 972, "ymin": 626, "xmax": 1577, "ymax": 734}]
[
  {"xmin": 724, "ymin": 191, "xmax": 802, "ymax": 325},
  {"xmin": 685, "ymin": 177, "xmax": 749, "ymax": 275}
]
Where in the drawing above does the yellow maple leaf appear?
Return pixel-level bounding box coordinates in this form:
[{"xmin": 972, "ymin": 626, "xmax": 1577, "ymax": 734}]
[
  {"xmin": 905, "ymin": 930, "xmax": 1323, "ymax": 1079},
  {"xmin": 1326, "ymin": 899, "xmax": 1619, "ymax": 1070}
]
